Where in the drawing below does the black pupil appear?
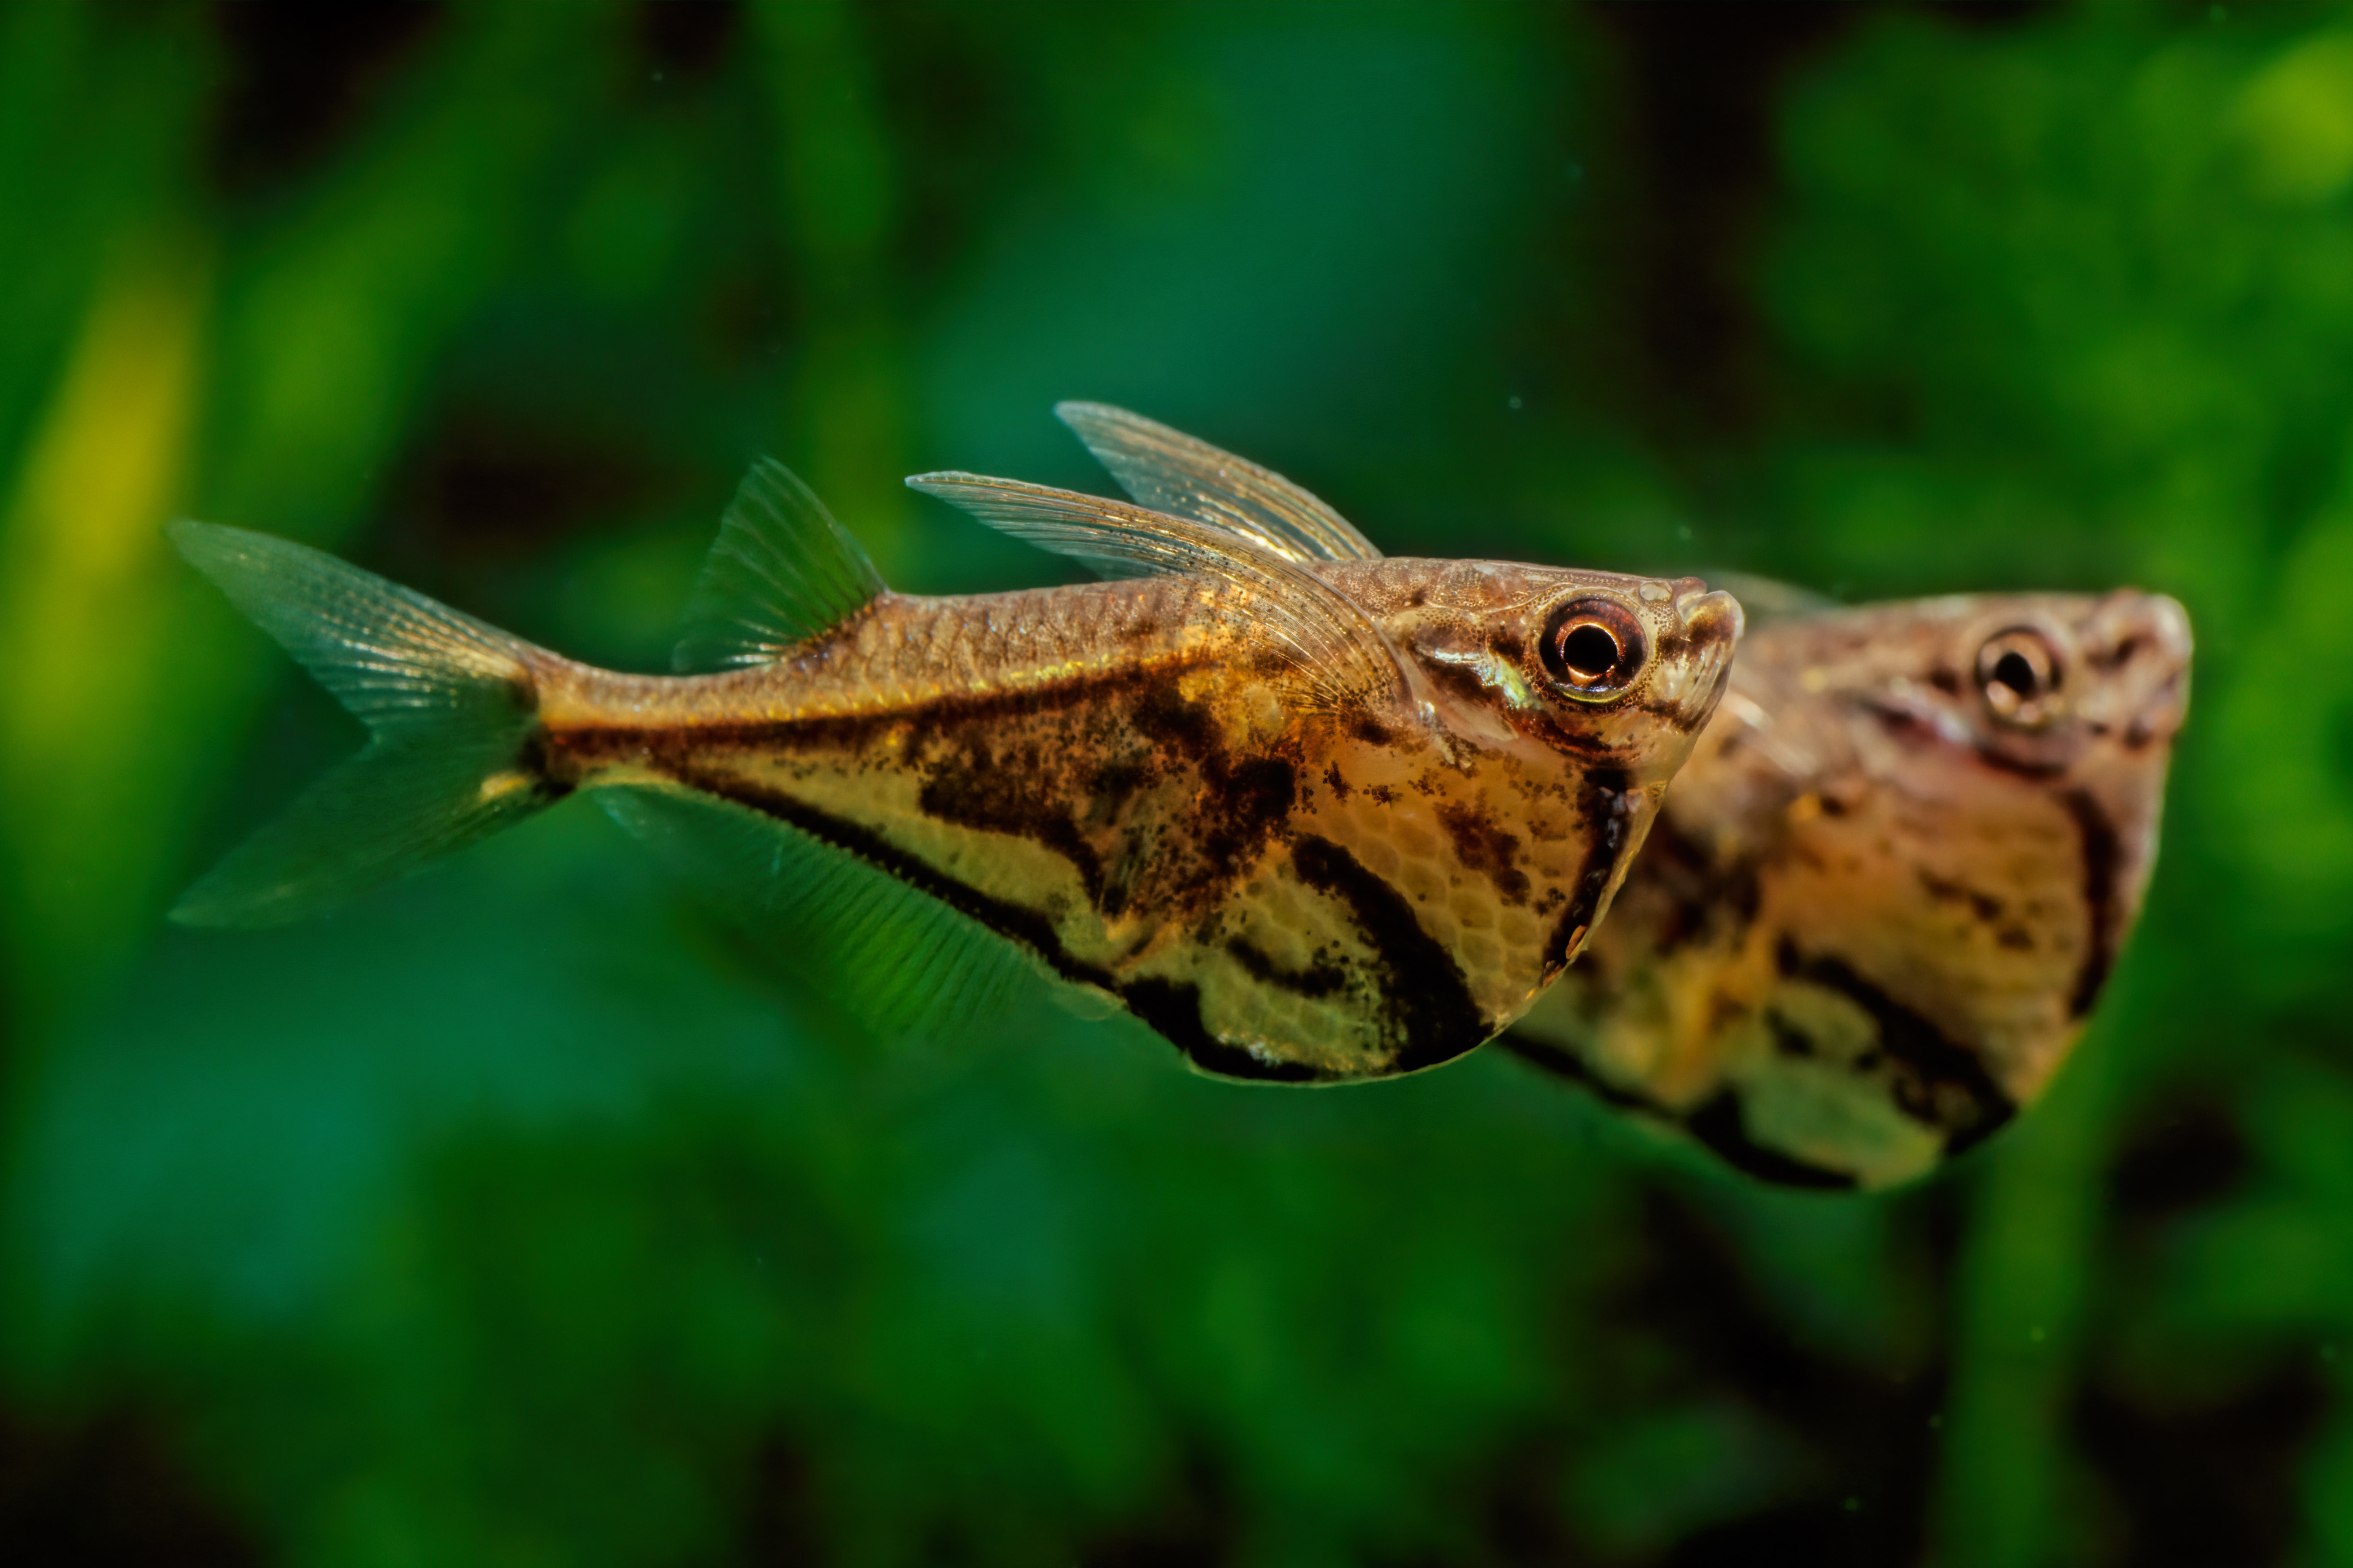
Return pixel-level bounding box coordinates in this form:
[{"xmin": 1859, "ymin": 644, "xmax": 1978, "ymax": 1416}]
[
  {"xmin": 1991, "ymin": 649, "xmax": 2039, "ymax": 697},
  {"xmin": 1560, "ymin": 623, "xmax": 1621, "ymax": 682}
]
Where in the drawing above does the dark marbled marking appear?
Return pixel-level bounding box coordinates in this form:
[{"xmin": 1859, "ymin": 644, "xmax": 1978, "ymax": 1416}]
[
  {"xmin": 1436, "ymin": 801, "xmax": 1530, "ymax": 905},
  {"xmin": 1225, "ymin": 937, "xmax": 1351, "ymax": 1000},
  {"xmin": 1684, "ymin": 1093, "xmax": 1860, "ymax": 1189},
  {"xmin": 1127, "ymin": 976, "xmax": 1331, "ymax": 1084},
  {"xmin": 1774, "ymin": 937, "xmax": 2016, "ymax": 1150},
  {"xmin": 1290, "ymin": 834, "xmax": 1489, "ymax": 1074},
  {"xmin": 669, "ymin": 763, "xmax": 1120, "ymax": 998},
  {"xmin": 1917, "ymin": 868, "xmax": 2005, "ymax": 924},
  {"xmin": 1498, "ymin": 1031, "xmax": 1658, "ymax": 1114},
  {"xmin": 918, "ymin": 747, "xmax": 1110, "ymax": 908},
  {"xmin": 2060, "ymin": 787, "xmax": 2121, "ymax": 1018},
  {"xmin": 1639, "ymin": 818, "xmax": 1761, "ymax": 959},
  {"xmin": 1544, "ymin": 768, "xmax": 1636, "ymax": 978}
]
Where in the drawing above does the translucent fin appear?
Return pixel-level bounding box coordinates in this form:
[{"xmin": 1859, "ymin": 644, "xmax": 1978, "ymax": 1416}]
[
  {"xmin": 905, "ymin": 471, "xmax": 1408, "ymax": 716},
  {"xmin": 1710, "ymin": 572, "xmax": 1838, "ymax": 627},
  {"xmin": 1056, "ymin": 401, "xmax": 1382, "ymax": 564},
  {"xmin": 169, "ymin": 520, "xmax": 555, "ymax": 926},
  {"xmin": 673, "ymin": 459, "xmax": 887, "ymax": 673},
  {"xmin": 600, "ymin": 784, "xmax": 1082, "ymax": 1037}
]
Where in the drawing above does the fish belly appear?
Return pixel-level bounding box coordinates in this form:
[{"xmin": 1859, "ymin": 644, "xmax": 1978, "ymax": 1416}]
[{"xmin": 586, "ymin": 668, "xmax": 1642, "ymax": 1081}]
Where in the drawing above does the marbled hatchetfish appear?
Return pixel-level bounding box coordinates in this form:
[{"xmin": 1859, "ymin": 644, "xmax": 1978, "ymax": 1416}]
[
  {"xmin": 1507, "ymin": 587, "xmax": 2190, "ymax": 1188},
  {"xmin": 173, "ymin": 404, "xmax": 1742, "ymax": 1083}
]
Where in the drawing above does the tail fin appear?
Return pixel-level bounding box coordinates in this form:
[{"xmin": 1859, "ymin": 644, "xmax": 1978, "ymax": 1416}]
[{"xmin": 170, "ymin": 520, "xmax": 560, "ymax": 927}]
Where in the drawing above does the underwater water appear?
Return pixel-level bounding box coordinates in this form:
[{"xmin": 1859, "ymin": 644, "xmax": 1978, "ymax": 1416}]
[{"xmin": 1, "ymin": 4, "xmax": 2350, "ymax": 1563}]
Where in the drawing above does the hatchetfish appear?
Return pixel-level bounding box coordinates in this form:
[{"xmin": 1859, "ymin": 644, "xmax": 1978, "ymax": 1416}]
[
  {"xmin": 171, "ymin": 404, "xmax": 1742, "ymax": 1083},
  {"xmin": 1505, "ymin": 585, "xmax": 2191, "ymax": 1187}
]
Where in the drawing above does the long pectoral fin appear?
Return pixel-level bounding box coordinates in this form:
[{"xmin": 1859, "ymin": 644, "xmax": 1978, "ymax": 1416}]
[
  {"xmin": 905, "ymin": 471, "xmax": 1409, "ymax": 718},
  {"xmin": 601, "ymin": 782, "xmax": 1109, "ymax": 1037},
  {"xmin": 1053, "ymin": 401, "xmax": 1381, "ymax": 565},
  {"xmin": 673, "ymin": 459, "xmax": 888, "ymax": 673},
  {"xmin": 1703, "ymin": 572, "xmax": 1838, "ymax": 626}
]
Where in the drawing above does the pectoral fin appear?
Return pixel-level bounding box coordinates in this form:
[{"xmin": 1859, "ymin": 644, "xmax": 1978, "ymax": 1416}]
[
  {"xmin": 1054, "ymin": 401, "xmax": 1381, "ymax": 565},
  {"xmin": 1706, "ymin": 572, "xmax": 1838, "ymax": 627},
  {"xmin": 905, "ymin": 471, "xmax": 1409, "ymax": 717},
  {"xmin": 601, "ymin": 783, "xmax": 1110, "ymax": 1037}
]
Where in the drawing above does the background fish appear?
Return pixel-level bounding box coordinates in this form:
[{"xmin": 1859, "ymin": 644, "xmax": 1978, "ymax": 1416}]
[
  {"xmin": 172, "ymin": 405, "xmax": 1740, "ymax": 1082},
  {"xmin": 1508, "ymin": 589, "xmax": 2190, "ymax": 1188}
]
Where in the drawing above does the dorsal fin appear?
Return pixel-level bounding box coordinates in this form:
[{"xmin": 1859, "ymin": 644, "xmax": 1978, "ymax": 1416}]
[
  {"xmin": 673, "ymin": 459, "xmax": 887, "ymax": 673},
  {"xmin": 905, "ymin": 470, "xmax": 1409, "ymax": 717},
  {"xmin": 1055, "ymin": 401, "xmax": 1382, "ymax": 564}
]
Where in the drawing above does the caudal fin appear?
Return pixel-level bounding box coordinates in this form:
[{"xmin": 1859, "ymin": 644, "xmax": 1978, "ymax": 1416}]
[{"xmin": 170, "ymin": 520, "xmax": 560, "ymax": 926}]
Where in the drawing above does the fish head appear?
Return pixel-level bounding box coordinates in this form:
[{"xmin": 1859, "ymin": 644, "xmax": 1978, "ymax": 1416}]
[
  {"xmin": 1736, "ymin": 587, "xmax": 2192, "ymax": 1104},
  {"xmin": 1942, "ymin": 589, "xmax": 2191, "ymax": 955},
  {"xmin": 1790, "ymin": 588, "xmax": 2192, "ymax": 905},
  {"xmin": 1365, "ymin": 561, "xmax": 1745, "ymax": 787},
  {"xmin": 1510, "ymin": 585, "xmax": 2190, "ymax": 1189},
  {"xmin": 1911, "ymin": 589, "xmax": 2191, "ymax": 777}
]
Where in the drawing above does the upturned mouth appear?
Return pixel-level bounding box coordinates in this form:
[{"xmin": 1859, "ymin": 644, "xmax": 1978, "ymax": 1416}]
[
  {"xmin": 2078, "ymin": 590, "xmax": 2192, "ymax": 749},
  {"xmin": 2121, "ymin": 593, "xmax": 2193, "ymax": 746},
  {"xmin": 1675, "ymin": 583, "xmax": 1745, "ymax": 652},
  {"xmin": 1650, "ymin": 581, "xmax": 1743, "ymax": 726}
]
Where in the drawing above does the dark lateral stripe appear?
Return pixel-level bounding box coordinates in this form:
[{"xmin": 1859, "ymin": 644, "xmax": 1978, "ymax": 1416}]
[
  {"xmin": 667, "ymin": 764, "xmax": 1358, "ymax": 1082},
  {"xmin": 1225, "ymin": 937, "xmax": 1349, "ymax": 999},
  {"xmin": 1127, "ymin": 976, "xmax": 1333, "ymax": 1084},
  {"xmin": 1290, "ymin": 834, "xmax": 1490, "ymax": 1074},
  {"xmin": 1683, "ymin": 1094, "xmax": 1860, "ymax": 1190},
  {"xmin": 551, "ymin": 661, "xmax": 1210, "ymax": 773},
  {"xmin": 518, "ymin": 726, "xmax": 576, "ymax": 803},
  {"xmin": 667, "ymin": 764, "xmax": 1120, "ymax": 997},
  {"xmin": 917, "ymin": 769, "xmax": 1109, "ymax": 910},
  {"xmin": 1544, "ymin": 768, "xmax": 1636, "ymax": 977},
  {"xmin": 2060, "ymin": 787, "xmax": 2121, "ymax": 1018},
  {"xmin": 1499, "ymin": 1031, "xmax": 1658, "ymax": 1113},
  {"xmin": 1502, "ymin": 1035, "xmax": 1859, "ymax": 1190},
  {"xmin": 1774, "ymin": 938, "xmax": 2016, "ymax": 1149}
]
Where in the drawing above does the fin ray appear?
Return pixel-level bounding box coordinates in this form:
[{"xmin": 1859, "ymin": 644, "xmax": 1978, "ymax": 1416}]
[
  {"xmin": 905, "ymin": 472, "xmax": 1408, "ymax": 716},
  {"xmin": 1709, "ymin": 572, "xmax": 1837, "ymax": 627},
  {"xmin": 1055, "ymin": 401, "xmax": 1381, "ymax": 564},
  {"xmin": 169, "ymin": 520, "xmax": 555, "ymax": 926},
  {"xmin": 674, "ymin": 459, "xmax": 886, "ymax": 673},
  {"xmin": 601, "ymin": 784, "xmax": 1081, "ymax": 1036}
]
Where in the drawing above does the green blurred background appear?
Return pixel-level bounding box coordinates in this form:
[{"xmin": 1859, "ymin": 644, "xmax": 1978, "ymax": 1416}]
[{"xmin": 1, "ymin": 3, "xmax": 2349, "ymax": 1562}]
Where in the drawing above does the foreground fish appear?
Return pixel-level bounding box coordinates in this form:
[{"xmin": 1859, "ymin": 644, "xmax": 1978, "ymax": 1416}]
[
  {"xmin": 1506, "ymin": 588, "xmax": 2191, "ymax": 1187},
  {"xmin": 173, "ymin": 405, "xmax": 1741, "ymax": 1081}
]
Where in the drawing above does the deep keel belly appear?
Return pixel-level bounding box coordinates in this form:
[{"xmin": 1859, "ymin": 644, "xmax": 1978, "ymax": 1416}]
[{"xmin": 544, "ymin": 655, "xmax": 1661, "ymax": 1083}]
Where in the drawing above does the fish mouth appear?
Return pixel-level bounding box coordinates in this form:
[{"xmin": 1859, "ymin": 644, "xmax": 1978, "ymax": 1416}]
[
  {"xmin": 2093, "ymin": 591, "xmax": 2193, "ymax": 748},
  {"xmin": 2133, "ymin": 594, "xmax": 2192, "ymax": 743},
  {"xmin": 1659, "ymin": 581, "xmax": 1743, "ymax": 725},
  {"xmin": 1675, "ymin": 581, "xmax": 1744, "ymax": 651}
]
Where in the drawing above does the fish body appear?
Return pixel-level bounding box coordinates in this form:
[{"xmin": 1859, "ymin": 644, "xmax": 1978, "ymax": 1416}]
[
  {"xmin": 1508, "ymin": 589, "xmax": 2191, "ymax": 1187},
  {"xmin": 173, "ymin": 406, "xmax": 1740, "ymax": 1083}
]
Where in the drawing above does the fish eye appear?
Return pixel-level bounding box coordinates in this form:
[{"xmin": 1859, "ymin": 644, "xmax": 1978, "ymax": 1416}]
[
  {"xmin": 1540, "ymin": 596, "xmax": 1649, "ymax": 701},
  {"xmin": 1977, "ymin": 627, "xmax": 2062, "ymax": 726}
]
